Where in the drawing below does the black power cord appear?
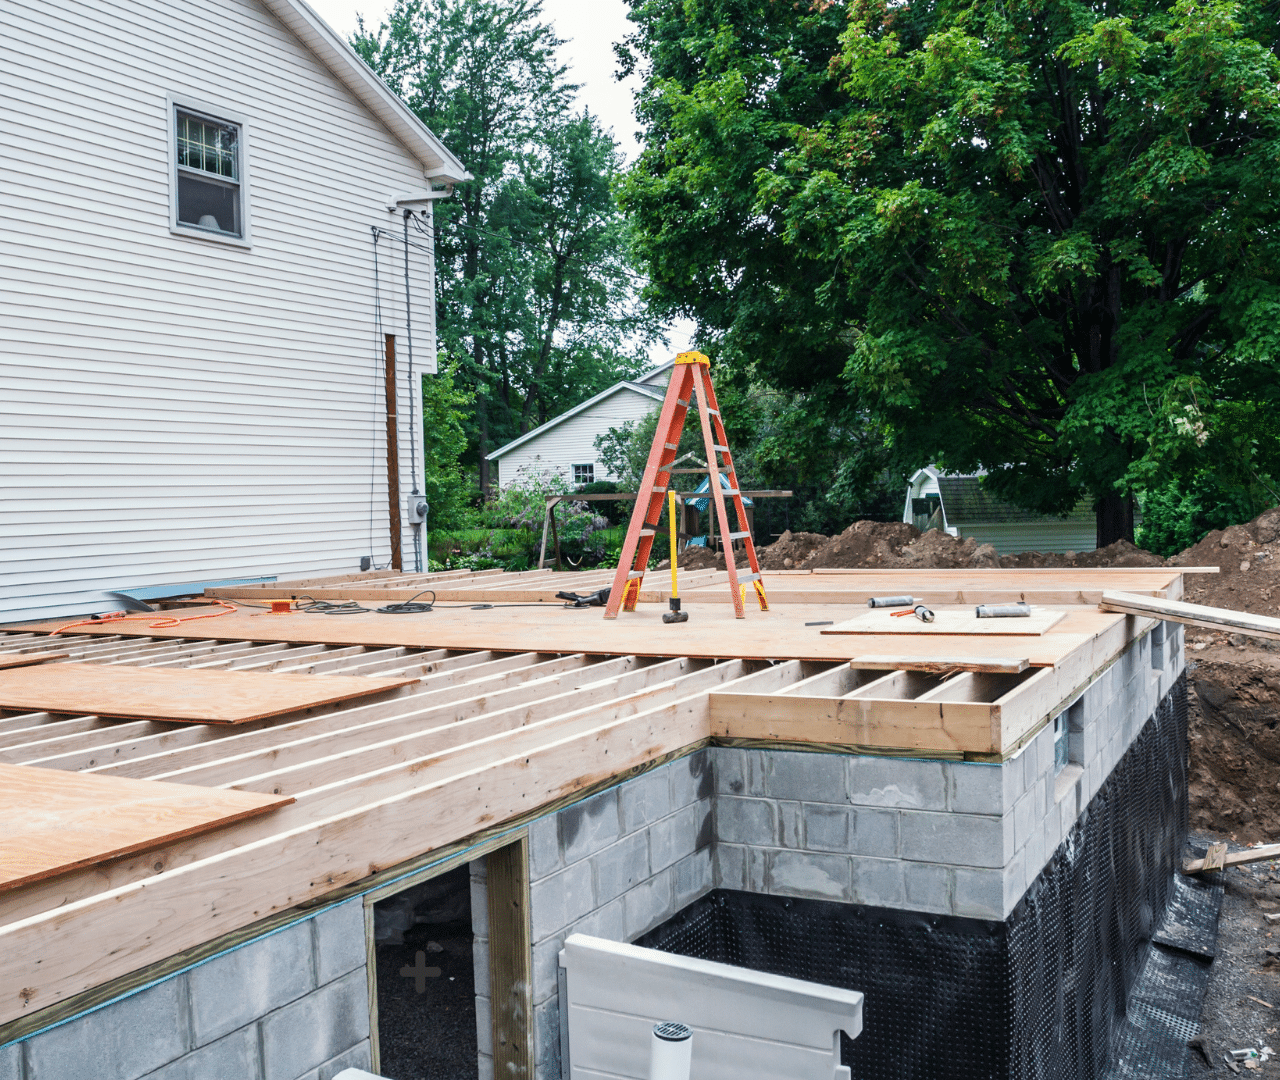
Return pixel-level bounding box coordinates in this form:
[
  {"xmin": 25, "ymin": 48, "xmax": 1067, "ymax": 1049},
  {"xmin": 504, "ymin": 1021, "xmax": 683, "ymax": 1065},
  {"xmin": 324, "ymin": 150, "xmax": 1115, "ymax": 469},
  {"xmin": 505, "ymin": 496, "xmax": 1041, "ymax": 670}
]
[
  {"xmin": 295, "ymin": 595, "xmax": 371, "ymax": 615},
  {"xmin": 377, "ymin": 590, "xmax": 437, "ymax": 614}
]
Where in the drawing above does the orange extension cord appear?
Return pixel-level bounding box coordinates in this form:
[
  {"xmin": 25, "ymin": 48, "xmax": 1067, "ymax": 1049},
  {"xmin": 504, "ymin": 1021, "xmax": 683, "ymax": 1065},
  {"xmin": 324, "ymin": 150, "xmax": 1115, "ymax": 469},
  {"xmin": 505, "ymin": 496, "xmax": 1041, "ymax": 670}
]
[{"xmin": 48, "ymin": 597, "xmax": 240, "ymax": 636}]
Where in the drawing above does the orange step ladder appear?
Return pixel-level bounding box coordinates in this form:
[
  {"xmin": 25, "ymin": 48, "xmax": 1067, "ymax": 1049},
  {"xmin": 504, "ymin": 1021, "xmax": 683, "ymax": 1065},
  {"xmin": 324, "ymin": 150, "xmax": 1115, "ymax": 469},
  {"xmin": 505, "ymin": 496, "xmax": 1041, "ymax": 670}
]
[{"xmin": 604, "ymin": 351, "xmax": 768, "ymax": 619}]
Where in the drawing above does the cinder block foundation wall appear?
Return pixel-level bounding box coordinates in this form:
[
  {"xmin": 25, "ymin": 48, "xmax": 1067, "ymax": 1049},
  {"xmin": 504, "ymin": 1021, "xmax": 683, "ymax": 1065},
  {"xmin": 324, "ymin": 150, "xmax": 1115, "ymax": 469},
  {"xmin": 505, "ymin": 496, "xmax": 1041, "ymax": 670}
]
[{"xmin": 0, "ymin": 898, "xmax": 371, "ymax": 1080}]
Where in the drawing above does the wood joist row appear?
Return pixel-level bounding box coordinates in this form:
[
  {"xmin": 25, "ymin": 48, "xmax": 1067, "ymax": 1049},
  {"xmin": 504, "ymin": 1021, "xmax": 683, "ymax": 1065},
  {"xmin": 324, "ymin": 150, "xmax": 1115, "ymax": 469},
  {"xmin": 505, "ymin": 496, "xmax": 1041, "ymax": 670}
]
[{"xmin": 0, "ymin": 601, "xmax": 1150, "ymax": 1028}]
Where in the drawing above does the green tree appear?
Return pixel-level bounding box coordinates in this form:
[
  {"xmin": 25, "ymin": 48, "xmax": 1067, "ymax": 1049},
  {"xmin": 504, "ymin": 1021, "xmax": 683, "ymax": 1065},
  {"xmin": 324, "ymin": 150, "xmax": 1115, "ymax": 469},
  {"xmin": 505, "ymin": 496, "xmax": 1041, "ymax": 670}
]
[
  {"xmin": 355, "ymin": 1, "xmax": 655, "ymax": 496},
  {"xmin": 619, "ymin": 0, "xmax": 1280, "ymax": 544},
  {"xmin": 420, "ymin": 355, "xmax": 474, "ymax": 528}
]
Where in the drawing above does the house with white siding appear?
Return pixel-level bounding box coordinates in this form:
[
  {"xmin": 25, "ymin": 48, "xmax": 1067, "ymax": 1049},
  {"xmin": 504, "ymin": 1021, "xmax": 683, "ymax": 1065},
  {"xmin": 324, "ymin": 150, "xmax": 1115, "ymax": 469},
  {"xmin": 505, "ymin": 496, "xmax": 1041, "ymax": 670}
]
[
  {"xmin": 904, "ymin": 466, "xmax": 1097, "ymax": 554},
  {"xmin": 0, "ymin": 0, "xmax": 468, "ymax": 620},
  {"xmin": 487, "ymin": 362, "xmax": 674, "ymax": 488}
]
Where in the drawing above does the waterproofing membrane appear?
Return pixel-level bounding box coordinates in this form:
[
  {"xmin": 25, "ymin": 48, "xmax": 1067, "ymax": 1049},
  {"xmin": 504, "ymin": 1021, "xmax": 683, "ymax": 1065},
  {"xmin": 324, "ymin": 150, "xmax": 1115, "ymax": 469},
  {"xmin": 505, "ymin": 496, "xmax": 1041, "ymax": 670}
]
[{"xmin": 636, "ymin": 675, "xmax": 1190, "ymax": 1080}]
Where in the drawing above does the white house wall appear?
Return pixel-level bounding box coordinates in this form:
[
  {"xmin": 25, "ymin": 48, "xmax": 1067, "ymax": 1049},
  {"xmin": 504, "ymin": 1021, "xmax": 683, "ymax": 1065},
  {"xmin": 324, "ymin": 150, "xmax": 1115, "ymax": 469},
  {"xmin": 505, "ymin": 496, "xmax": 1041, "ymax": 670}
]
[
  {"xmin": 0, "ymin": 0, "xmax": 439, "ymax": 619},
  {"xmin": 495, "ymin": 386, "xmax": 664, "ymax": 488}
]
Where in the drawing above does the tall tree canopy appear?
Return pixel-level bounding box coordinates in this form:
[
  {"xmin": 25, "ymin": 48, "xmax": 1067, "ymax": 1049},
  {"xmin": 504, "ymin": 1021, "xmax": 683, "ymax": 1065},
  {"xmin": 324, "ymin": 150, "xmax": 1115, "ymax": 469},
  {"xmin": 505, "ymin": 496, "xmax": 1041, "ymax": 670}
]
[
  {"xmin": 619, "ymin": 0, "xmax": 1280, "ymax": 543},
  {"xmin": 355, "ymin": 0, "xmax": 655, "ymax": 495}
]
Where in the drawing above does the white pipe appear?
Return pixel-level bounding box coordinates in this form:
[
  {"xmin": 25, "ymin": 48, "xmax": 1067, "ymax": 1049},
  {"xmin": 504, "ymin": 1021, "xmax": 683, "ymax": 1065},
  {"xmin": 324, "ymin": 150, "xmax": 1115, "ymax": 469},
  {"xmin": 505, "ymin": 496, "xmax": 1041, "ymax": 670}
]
[{"xmin": 649, "ymin": 1021, "xmax": 692, "ymax": 1080}]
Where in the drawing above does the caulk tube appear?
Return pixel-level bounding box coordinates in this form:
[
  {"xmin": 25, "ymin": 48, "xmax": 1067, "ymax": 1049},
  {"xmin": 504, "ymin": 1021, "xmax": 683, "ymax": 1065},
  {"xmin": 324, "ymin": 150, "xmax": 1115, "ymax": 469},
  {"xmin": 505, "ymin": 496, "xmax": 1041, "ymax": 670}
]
[
  {"xmin": 868, "ymin": 595, "xmax": 915, "ymax": 608},
  {"xmin": 975, "ymin": 602, "xmax": 1031, "ymax": 618},
  {"xmin": 650, "ymin": 1021, "xmax": 693, "ymax": 1080}
]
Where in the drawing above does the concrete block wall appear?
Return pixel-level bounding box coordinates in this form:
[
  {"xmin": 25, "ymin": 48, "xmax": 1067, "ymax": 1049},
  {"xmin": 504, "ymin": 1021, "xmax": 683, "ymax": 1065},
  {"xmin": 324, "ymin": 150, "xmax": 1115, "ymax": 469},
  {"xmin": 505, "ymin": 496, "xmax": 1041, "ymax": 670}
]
[{"xmin": 0, "ymin": 899, "xmax": 371, "ymax": 1080}]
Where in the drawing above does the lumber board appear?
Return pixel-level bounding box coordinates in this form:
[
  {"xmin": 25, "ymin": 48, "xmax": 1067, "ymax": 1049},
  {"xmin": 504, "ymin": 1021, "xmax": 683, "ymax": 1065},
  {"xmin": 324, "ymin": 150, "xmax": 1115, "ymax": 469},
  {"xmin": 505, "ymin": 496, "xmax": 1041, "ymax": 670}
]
[
  {"xmin": 849, "ymin": 655, "xmax": 1029, "ymax": 674},
  {"xmin": 0, "ymin": 762, "xmax": 291, "ymax": 893},
  {"xmin": 0, "ymin": 653, "xmax": 68, "ymax": 670},
  {"xmin": 1100, "ymin": 590, "xmax": 1280, "ymax": 642},
  {"xmin": 821, "ymin": 608, "xmax": 1065, "ymax": 636},
  {"xmin": 487, "ymin": 838, "xmax": 533, "ymax": 1078},
  {"xmin": 0, "ymin": 664, "xmax": 415, "ymax": 724},
  {"xmin": 1183, "ymin": 842, "xmax": 1280, "ymax": 875}
]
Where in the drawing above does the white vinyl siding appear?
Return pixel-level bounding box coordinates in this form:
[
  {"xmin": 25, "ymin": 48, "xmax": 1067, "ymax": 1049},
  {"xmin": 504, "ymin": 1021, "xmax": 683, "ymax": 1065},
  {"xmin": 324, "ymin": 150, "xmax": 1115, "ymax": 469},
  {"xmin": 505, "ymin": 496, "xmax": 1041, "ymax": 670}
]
[
  {"xmin": 951, "ymin": 522, "xmax": 1098, "ymax": 557},
  {"xmin": 0, "ymin": 0, "xmax": 441, "ymax": 619},
  {"xmin": 494, "ymin": 387, "xmax": 662, "ymax": 488}
]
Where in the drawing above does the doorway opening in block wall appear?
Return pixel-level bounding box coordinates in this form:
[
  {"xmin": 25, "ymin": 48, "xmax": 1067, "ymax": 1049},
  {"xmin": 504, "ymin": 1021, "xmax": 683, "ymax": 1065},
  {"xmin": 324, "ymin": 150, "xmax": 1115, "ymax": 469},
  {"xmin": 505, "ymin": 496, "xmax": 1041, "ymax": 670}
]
[{"xmin": 371, "ymin": 863, "xmax": 478, "ymax": 1079}]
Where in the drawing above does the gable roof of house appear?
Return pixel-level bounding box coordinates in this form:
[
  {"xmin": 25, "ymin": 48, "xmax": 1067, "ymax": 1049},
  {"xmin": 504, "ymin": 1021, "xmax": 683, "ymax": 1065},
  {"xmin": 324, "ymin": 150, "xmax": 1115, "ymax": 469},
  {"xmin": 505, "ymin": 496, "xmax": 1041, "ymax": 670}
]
[
  {"xmin": 260, "ymin": 0, "xmax": 471, "ymax": 182},
  {"xmin": 486, "ymin": 377, "xmax": 667, "ymax": 461}
]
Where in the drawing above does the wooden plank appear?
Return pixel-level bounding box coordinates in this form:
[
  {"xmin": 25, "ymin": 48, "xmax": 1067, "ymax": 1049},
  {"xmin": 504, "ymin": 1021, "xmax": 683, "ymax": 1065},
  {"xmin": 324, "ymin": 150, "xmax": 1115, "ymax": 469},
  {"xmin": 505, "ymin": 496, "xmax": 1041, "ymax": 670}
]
[
  {"xmin": 1100, "ymin": 590, "xmax": 1280, "ymax": 642},
  {"xmin": 1183, "ymin": 842, "xmax": 1280, "ymax": 875},
  {"xmin": 0, "ymin": 664, "xmax": 415, "ymax": 724},
  {"xmin": 849, "ymin": 656, "xmax": 1029, "ymax": 674},
  {"xmin": 821, "ymin": 608, "xmax": 1066, "ymax": 636},
  {"xmin": 488, "ymin": 838, "xmax": 532, "ymax": 1080},
  {"xmin": 0, "ymin": 653, "xmax": 68, "ymax": 670},
  {"xmin": 0, "ymin": 762, "xmax": 291, "ymax": 893}
]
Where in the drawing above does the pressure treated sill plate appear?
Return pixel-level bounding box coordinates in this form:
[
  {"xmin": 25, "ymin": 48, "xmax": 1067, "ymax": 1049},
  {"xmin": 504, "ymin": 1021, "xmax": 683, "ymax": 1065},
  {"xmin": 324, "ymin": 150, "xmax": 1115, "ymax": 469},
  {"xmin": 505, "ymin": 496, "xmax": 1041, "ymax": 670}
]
[
  {"xmin": 0, "ymin": 762, "xmax": 292, "ymax": 892},
  {"xmin": 0, "ymin": 664, "xmax": 414, "ymax": 723}
]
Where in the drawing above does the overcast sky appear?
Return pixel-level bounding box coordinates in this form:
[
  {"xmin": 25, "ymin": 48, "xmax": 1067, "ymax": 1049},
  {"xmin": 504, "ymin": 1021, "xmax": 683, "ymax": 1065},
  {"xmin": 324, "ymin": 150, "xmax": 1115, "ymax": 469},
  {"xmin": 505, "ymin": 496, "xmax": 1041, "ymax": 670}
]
[{"xmin": 306, "ymin": 0, "xmax": 694, "ymax": 363}]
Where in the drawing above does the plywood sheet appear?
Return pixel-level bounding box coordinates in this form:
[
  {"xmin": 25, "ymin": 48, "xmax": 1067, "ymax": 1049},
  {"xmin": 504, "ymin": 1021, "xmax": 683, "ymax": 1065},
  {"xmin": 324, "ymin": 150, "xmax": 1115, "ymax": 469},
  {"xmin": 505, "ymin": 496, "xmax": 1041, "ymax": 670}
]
[
  {"xmin": 0, "ymin": 653, "xmax": 67, "ymax": 670},
  {"xmin": 0, "ymin": 664, "xmax": 415, "ymax": 724},
  {"xmin": 0, "ymin": 762, "xmax": 291, "ymax": 892},
  {"xmin": 821, "ymin": 608, "xmax": 1065, "ymax": 636}
]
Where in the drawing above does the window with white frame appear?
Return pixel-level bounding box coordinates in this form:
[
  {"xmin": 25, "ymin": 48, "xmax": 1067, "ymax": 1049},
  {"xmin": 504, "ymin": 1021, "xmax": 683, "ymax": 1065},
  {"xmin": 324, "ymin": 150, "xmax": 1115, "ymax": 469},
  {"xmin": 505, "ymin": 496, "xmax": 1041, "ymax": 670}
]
[
  {"xmin": 573, "ymin": 464, "xmax": 595, "ymax": 486},
  {"xmin": 174, "ymin": 109, "xmax": 243, "ymax": 238}
]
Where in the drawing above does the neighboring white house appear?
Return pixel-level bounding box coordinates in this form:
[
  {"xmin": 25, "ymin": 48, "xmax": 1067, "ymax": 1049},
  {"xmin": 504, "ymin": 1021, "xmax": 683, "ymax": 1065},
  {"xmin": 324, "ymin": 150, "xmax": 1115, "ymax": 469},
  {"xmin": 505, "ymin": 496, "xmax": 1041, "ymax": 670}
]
[
  {"xmin": 904, "ymin": 467, "xmax": 1097, "ymax": 554},
  {"xmin": 1, "ymin": 0, "xmax": 469, "ymax": 619},
  {"xmin": 487, "ymin": 362, "xmax": 674, "ymax": 488}
]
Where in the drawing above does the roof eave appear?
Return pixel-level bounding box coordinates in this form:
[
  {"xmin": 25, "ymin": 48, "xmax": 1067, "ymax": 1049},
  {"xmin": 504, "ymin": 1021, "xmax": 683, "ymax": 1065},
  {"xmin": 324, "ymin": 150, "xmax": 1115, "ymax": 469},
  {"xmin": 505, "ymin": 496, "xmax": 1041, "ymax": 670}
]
[
  {"xmin": 260, "ymin": 0, "xmax": 472, "ymax": 182},
  {"xmin": 486, "ymin": 382, "xmax": 665, "ymax": 461}
]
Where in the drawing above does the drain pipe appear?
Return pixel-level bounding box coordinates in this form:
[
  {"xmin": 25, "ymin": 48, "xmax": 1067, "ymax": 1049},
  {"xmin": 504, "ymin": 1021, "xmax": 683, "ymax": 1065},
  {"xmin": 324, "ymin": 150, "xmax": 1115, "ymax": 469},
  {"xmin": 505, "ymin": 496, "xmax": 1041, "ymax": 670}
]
[{"xmin": 649, "ymin": 1021, "xmax": 692, "ymax": 1080}]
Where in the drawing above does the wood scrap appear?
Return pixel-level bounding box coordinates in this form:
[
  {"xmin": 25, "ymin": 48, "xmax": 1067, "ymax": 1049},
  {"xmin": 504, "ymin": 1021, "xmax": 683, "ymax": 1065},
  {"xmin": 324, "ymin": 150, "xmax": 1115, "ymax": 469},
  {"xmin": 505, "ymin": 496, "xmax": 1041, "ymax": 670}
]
[
  {"xmin": 849, "ymin": 655, "xmax": 1030, "ymax": 674},
  {"xmin": 822, "ymin": 608, "xmax": 1065, "ymax": 637},
  {"xmin": 0, "ymin": 653, "xmax": 68, "ymax": 670},
  {"xmin": 1101, "ymin": 590, "xmax": 1280, "ymax": 642},
  {"xmin": 1184, "ymin": 842, "xmax": 1280, "ymax": 875}
]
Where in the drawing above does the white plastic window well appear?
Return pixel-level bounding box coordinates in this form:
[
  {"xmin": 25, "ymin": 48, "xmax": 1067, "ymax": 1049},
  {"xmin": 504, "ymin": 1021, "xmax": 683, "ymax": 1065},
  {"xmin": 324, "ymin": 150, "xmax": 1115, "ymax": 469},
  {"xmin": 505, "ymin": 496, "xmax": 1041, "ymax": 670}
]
[{"xmin": 175, "ymin": 109, "xmax": 243, "ymax": 238}]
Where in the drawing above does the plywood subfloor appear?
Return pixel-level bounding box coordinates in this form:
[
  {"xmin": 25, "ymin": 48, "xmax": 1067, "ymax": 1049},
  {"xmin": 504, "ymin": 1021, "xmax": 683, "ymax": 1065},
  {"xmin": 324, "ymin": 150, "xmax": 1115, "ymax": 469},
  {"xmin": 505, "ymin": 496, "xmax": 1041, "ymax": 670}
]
[
  {"xmin": 822, "ymin": 608, "xmax": 1065, "ymax": 636},
  {"xmin": 7, "ymin": 602, "xmax": 1125, "ymax": 666},
  {"xmin": 0, "ymin": 762, "xmax": 291, "ymax": 892},
  {"xmin": 0, "ymin": 653, "xmax": 66, "ymax": 669},
  {"xmin": 0, "ymin": 664, "xmax": 415, "ymax": 723}
]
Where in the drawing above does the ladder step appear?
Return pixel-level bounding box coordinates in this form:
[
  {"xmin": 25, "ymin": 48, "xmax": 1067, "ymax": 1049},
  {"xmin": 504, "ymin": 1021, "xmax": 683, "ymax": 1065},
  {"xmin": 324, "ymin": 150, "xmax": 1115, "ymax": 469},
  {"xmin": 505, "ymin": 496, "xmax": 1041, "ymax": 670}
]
[
  {"xmin": 734, "ymin": 572, "xmax": 761, "ymax": 582},
  {"xmin": 727, "ymin": 531, "xmax": 750, "ymax": 540},
  {"xmin": 713, "ymin": 445, "xmax": 729, "ymax": 453},
  {"xmin": 708, "ymin": 409, "xmax": 720, "ymax": 416},
  {"xmin": 664, "ymin": 443, "xmax": 679, "ymax": 450},
  {"xmin": 639, "ymin": 528, "xmax": 656, "ymax": 537},
  {"xmin": 628, "ymin": 570, "xmax": 647, "ymax": 579},
  {"xmin": 677, "ymin": 398, "xmax": 690, "ymax": 408}
]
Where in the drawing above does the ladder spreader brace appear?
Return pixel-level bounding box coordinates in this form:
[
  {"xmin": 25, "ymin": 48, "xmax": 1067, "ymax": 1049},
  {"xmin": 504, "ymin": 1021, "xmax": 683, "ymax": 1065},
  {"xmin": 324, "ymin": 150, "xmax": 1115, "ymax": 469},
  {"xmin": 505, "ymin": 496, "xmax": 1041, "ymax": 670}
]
[{"xmin": 604, "ymin": 351, "xmax": 768, "ymax": 619}]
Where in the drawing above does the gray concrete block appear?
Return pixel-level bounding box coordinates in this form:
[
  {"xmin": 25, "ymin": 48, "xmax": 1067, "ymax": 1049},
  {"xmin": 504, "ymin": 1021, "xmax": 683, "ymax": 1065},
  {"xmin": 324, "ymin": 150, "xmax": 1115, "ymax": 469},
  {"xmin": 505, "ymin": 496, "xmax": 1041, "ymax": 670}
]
[
  {"xmin": 623, "ymin": 870, "xmax": 673, "ymax": 939},
  {"xmin": 528, "ymin": 814, "xmax": 562, "ymax": 880},
  {"xmin": 712, "ymin": 747, "xmax": 767, "ymax": 797},
  {"xmin": 649, "ymin": 803, "xmax": 702, "ymax": 873},
  {"xmin": 531, "ymin": 936, "xmax": 564, "ymax": 1007},
  {"xmin": 1001, "ymin": 754, "xmax": 1026, "ymax": 809},
  {"xmin": 530, "ymin": 858, "xmax": 594, "ymax": 941},
  {"xmin": 316, "ymin": 1041, "xmax": 372, "ymax": 1080},
  {"xmin": 899, "ymin": 811, "xmax": 1006, "ymax": 868},
  {"xmin": 618, "ymin": 768, "xmax": 671, "ymax": 834},
  {"xmin": 669, "ymin": 749, "xmax": 712, "ymax": 806},
  {"xmin": 190, "ymin": 920, "xmax": 315, "ymax": 1045},
  {"xmin": 313, "ymin": 900, "xmax": 366, "ymax": 986},
  {"xmin": 559, "ymin": 788, "xmax": 620, "ymax": 867},
  {"xmin": 570, "ymin": 895, "xmax": 626, "ymax": 945},
  {"xmin": 673, "ymin": 848, "xmax": 713, "ymax": 908},
  {"xmin": 261, "ymin": 968, "xmax": 369, "ymax": 1080},
  {"xmin": 534, "ymin": 998, "xmax": 561, "ymax": 1069},
  {"xmin": 778, "ymin": 801, "xmax": 803, "ymax": 848},
  {"xmin": 138, "ymin": 1026, "xmax": 260, "ymax": 1080},
  {"xmin": 765, "ymin": 751, "xmax": 847, "ymax": 804},
  {"xmin": 715, "ymin": 796, "xmax": 776, "ymax": 846},
  {"xmin": 766, "ymin": 850, "xmax": 850, "ymax": 901},
  {"xmin": 475, "ymin": 994, "xmax": 492, "ymax": 1058},
  {"xmin": 471, "ymin": 873, "xmax": 489, "ymax": 939},
  {"xmin": 25, "ymin": 977, "xmax": 188, "ymax": 1080},
  {"xmin": 953, "ymin": 867, "xmax": 1003, "ymax": 919},
  {"xmin": 1012, "ymin": 789, "xmax": 1036, "ymax": 852},
  {"xmin": 1003, "ymin": 844, "xmax": 1028, "ymax": 916},
  {"xmin": 715, "ymin": 843, "xmax": 746, "ymax": 890},
  {"xmin": 806, "ymin": 805, "xmax": 897, "ymax": 858},
  {"xmin": 850, "ymin": 856, "xmax": 904, "ymax": 907},
  {"xmin": 946, "ymin": 761, "xmax": 1004, "ymax": 815},
  {"xmin": 848, "ymin": 757, "xmax": 946, "ymax": 811},
  {"xmin": 0, "ymin": 1042, "xmax": 20, "ymax": 1080},
  {"xmin": 802, "ymin": 803, "xmax": 852, "ymax": 853},
  {"xmin": 746, "ymin": 847, "xmax": 767, "ymax": 893},
  {"xmin": 903, "ymin": 861, "xmax": 951, "ymax": 915},
  {"xmin": 1024, "ymin": 814, "xmax": 1047, "ymax": 880},
  {"xmin": 593, "ymin": 829, "xmax": 650, "ymax": 905}
]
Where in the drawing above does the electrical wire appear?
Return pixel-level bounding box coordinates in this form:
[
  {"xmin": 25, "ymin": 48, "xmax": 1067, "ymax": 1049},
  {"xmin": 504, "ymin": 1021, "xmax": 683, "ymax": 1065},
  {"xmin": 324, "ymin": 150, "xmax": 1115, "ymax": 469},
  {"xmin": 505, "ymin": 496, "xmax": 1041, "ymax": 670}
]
[
  {"xmin": 48, "ymin": 598, "xmax": 239, "ymax": 636},
  {"xmin": 293, "ymin": 595, "xmax": 371, "ymax": 615},
  {"xmin": 376, "ymin": 589, "xmax": 436, "ymax": 614}
]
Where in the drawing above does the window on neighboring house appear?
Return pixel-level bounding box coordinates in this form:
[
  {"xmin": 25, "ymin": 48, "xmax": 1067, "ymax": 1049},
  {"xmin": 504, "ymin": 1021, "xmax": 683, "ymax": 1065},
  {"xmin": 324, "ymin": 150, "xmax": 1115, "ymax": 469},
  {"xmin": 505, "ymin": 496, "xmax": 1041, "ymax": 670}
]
[
  {"xmin": 174, "ymin": 108, "xmax": 244, "ymax": 238},
  {"xmin": 573, "ymin": 464, "xmax": 595, "ymax": 486}
]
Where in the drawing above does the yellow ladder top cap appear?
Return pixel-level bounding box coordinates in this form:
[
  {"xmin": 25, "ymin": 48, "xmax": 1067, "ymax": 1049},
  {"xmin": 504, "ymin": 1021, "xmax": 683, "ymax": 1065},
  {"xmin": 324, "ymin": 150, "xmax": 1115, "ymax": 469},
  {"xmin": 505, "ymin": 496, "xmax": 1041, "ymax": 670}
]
[{"xmin": 675, "ymin": 350, "xmax": 710, "ymax": 365}]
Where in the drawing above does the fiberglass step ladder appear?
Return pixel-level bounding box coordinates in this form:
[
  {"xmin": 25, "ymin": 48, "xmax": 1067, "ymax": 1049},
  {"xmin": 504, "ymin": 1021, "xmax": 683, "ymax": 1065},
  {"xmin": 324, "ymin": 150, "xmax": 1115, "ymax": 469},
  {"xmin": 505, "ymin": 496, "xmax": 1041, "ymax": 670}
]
[{"xmin": 604, "ymin": 351, "xmax": 768, "ymax": 620}]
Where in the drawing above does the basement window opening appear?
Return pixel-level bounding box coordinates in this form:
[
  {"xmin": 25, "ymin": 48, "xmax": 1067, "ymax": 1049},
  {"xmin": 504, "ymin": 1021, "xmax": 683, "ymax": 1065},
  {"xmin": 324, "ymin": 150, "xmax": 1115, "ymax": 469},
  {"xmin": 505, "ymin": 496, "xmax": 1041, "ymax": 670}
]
[
  {"xmin": 573, "ymin": 463, "xmax": 595, "ymax": 486},
  {"xmin": 373, "ymin": 863, "xmax": 478, "ymax": 1079}
]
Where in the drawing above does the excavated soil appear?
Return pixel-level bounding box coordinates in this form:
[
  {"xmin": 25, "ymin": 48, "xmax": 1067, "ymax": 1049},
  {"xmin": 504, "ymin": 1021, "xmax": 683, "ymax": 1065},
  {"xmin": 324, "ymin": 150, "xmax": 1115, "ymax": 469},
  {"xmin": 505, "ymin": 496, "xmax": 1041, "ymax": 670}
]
[{"xmin": 662, "ymin": 509, "xmax": 1280, "ymax": 838}]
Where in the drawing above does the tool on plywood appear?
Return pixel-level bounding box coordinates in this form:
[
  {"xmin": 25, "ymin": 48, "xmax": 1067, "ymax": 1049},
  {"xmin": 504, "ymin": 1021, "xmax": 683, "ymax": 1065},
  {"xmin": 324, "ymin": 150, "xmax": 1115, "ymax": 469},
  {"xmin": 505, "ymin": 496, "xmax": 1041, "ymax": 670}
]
[{"xmin": 605, "ymin": 352, "xmax": 767, "ymax": 619}]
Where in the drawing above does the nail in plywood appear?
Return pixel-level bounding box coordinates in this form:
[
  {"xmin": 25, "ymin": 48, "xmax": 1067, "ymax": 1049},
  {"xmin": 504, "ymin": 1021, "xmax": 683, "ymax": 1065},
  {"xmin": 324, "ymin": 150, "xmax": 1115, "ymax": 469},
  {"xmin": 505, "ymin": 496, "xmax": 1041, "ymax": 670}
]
[
  {"xmin": 0, "ymin": 653, "xmax": 68, "ymax": 670},
  {"xmin": 821, "ymin": 608, "xmax": 1065, "ymax": 636},
  {"xmin": 0, "ymin": 664, "xmax": 415, "ymax": 724},
  {"xmin": 0, "ymin": 762, "xmax": 291, "ymax": 893}
]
